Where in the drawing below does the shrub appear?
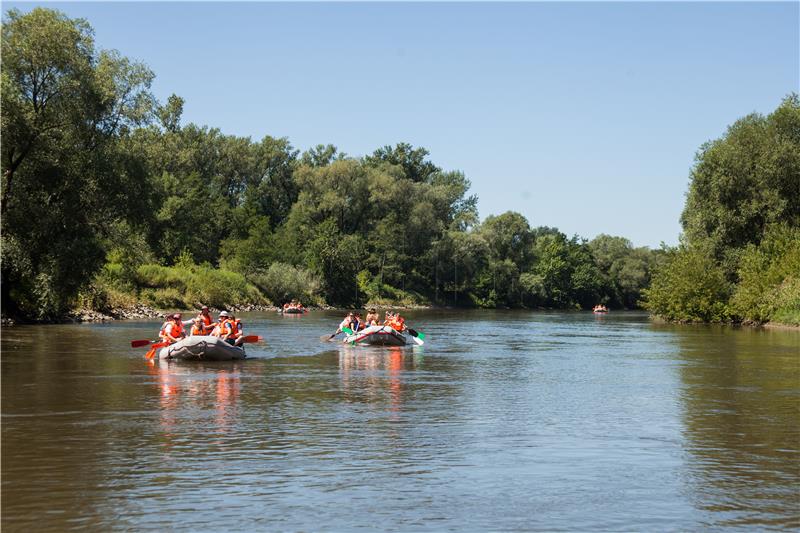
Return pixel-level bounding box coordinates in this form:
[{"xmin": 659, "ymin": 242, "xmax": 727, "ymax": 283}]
[
  {"xmin": 252, "ymin": 262, "xmax": 321, "ymax": 305},
  {"xmin": 642, "ymin": 246, "xmax": 732, "ymax": 322},
  {"xmin": 729, "ymin": 225, "xmax": 800, "ymax": 324}
]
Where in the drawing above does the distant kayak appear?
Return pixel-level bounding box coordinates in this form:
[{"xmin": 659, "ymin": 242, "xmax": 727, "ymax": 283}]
[
  {"xmin": 343, "ymin": 325, "xmax": 408, "ymax": 346},
  {"xmin": 159, "ymin": 335, "xmax": 246, "ymax": 361}
]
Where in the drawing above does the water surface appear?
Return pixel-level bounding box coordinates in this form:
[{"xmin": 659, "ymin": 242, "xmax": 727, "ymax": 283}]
[{"xmin": 2, "ymin": 310, "xmax": 798, "ymax": 531}]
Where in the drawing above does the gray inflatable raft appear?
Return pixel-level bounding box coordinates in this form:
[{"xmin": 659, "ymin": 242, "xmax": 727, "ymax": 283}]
[
  {"xmin": 159, "ymin": 335, "xmax": 246, "ymax": 361},
  {"xmin": 343, "ymin": 325, "xmax": 408, "ymax": 346}
]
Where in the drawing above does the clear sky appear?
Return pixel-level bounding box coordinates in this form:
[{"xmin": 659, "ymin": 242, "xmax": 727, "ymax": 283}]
[{"xmin": 6, "ymin": 2, "xmax": 799, "ymax": 247}]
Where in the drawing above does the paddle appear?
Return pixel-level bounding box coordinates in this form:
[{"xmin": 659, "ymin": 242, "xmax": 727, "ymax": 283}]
[
  {"xmin": 406, "ymin": 327, "xmax": 425, "ymax": 346},
  {"xmin": 145, "ymin": 341, "xmax": 168, "ymax": 359},
  {"xmin": 239, "ymin": 335, "xmax": 263, "ymax": 343},
  {"xmin": 320, "ymin": 326, "xmax": 353, "ymax": 342},
  {"xmin": 406, "ymin": 328, "xmax": 425, "ymax": 340},
  {"xmin": 131, "ymin": 339, "xmax": 157, "ymax": 348}
]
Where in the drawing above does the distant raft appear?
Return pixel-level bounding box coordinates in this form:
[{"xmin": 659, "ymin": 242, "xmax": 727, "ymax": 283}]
[
  {"xmin": 281, "ymin": 306, "xmax": 306, "ymax": 315},
  {"xmin": 159, "ymin": 335, "xmax": 246, "ymax": 361},
  {"xmin": 343, "ymin": 325, "xmax": 408, "ymax": 346}
]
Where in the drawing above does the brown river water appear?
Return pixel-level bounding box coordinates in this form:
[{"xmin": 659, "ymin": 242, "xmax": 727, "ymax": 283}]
[{"xmin": 2, "ymin": 310, "xmax": 798, "ymax": 531}]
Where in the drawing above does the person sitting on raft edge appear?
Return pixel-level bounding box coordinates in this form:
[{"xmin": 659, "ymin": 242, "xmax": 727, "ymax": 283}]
[
  {"xmin": 336, "ymin": 312, "xmax": 355, "ymax": 335},
  {"xmin": 161, "ymin": 313, "xmax": 187, "ymax": 345}
]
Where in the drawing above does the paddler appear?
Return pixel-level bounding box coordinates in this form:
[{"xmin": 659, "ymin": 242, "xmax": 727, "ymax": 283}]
[
  {"xmin": 189, "ymin": 317, "xmax": 205, "ymax": 336},
  {"xmin": 161, "ymin": 313, "xmax": 186, "ymax": 345},
  {"xmin": 336, "ymin": 312, "xmax": 355, "ymax": 335},
  {"xmin": 228, "ymin": 312, "xmax": 245, "ymax": 346},
  {"xmin": 388, "ymin": 311, "xmax": 406, "ymax": 332},
  {"xmin": 211, "ymin": 310, "xmax": 230, "ymax": 337},
  {"xmin": 196, "ymin": 305, "xmax": 216, "ymax": 334},
  {"xmin": 365, "ymin": 308, "xmax": 379, "ymax": 326}
]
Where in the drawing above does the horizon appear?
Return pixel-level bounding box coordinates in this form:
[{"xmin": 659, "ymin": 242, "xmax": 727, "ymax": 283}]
[{"xmin": 5, "ymin": 1, "xmax": 798, "ymax": 248}]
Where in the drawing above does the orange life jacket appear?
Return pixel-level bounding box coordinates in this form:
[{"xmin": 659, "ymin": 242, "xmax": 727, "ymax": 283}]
[
  {"xmin": 190, "ymin": 324, "xmax": 204, "ymax": 336},
  {"xmin": 229, "ymin": 319, "xmax": 242, "ymax": 339},
  {"xmin": 217, "ymin": 318, "xmax": 234, "ymax": 337},
  {"xmin": 390, "ymin": 316, "xmax": 405, "ymax": 332},
  {"xmin": 197, "ymin": 313, "xmax": 214, "ymax": 333},
  {"xmin": 163, "ymin": 322, "xmax": 183, "ymax": 343}
]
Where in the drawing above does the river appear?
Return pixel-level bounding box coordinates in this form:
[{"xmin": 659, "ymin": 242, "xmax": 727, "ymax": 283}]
[{"xmin": 2, "ymin": 310, "xmax": 798, "ymax": 531}]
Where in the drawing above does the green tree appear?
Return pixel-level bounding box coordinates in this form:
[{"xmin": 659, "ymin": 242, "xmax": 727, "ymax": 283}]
[
  {"xmin": 681, "ymin": 94, "xmax": 800, "ymax": 264},
  {"xmin": 642, "ymin": 246, "xmax": 732, "ymax": 322},
  {"xmin": 1, "ymin": 8, "xmax": 155, "ymax": 319}
]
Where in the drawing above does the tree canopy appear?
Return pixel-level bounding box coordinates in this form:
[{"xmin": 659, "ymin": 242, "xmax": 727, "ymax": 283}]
[{"xmin": 1, "ymin": 8, "xmax": 659, "ymax": 320}]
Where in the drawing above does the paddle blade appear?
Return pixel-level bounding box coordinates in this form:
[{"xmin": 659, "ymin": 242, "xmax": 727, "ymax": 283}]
[
  {"xmin": 240, "ymin": 335, "xmax": 263, "ymax": 343},
  {"xmin": 131, "ymin": 339, "xmax": 153, "ymax": 348},
  {"xmin": 410, "ymin": 335, "xmax": 424, "ymax": 346},
  {"xmin": 407, "ymin": 328, "xmax": 425, "ymax": 340},
  {"xmin": 342, "ymin": 327, "xmax": 354, "ymax": 335},
  {"xmin": 145, "ymin": 346, "xmax": 157, "ymax": 360}
]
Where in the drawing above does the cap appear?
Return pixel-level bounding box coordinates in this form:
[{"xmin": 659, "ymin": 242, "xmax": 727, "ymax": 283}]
[
  {"xmin": 219, "ymin": 311, "xmax": 229, "ymax": 317},
  {"xmin": 201, "ymin": 305, "xmax": 209, "ymax": 310}
]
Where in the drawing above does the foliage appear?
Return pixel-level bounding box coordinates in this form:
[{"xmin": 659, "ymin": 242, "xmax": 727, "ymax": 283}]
[
  {"xmin": 250, "ymin": 262, "xmax": 321, "ymax": 305},
  {"xmin": 1, "ymin": 8, "xmax": 155, "ymax": 319},
  {"xmin": 642, "ymin": 246, "xmax": 732, "ymax": 322},
  {"xmin": 135, "ymin": 260, "xmax": 264, "ymax": 309},
  {"xmin": 728, "ymin": 225, "xmax": 800, "ymax": 324},
  {"xmin": 681, "ymin": 94, "xmax": 800, "ymax": 263},
  {"xmin": 646, "ymin": 94, "xmax": 800, "ymax": 325},
  {"xmin": 0, "ymin": 7, "xmax": 670, "ymax": 320}
]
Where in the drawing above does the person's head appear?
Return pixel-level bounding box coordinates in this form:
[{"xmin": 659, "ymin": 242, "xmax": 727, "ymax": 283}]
[
  {"xmin": 194, "ymin": 317, "xmax": 203, "ymax": 325},
  {"xmin": 370, "ymin": 308, "xmax": 376, "ymax": 314},
  {"xmin": 347, "ymin": 312, "xmax": 354, "ymax": 318},
  {"xmin": 219, "ymin": 310, "xmax": 229, "ymax": 319},
  {"xmin": 355, "ymin": 312, "xmax": 361, "ymax": 318},
  {"xmin": 172, "ymin": 313, "xmax": 182, "ymax": 321},
  {"xmin": 201, "ymin": 305, "xmax": 209, "ymax": 313}
]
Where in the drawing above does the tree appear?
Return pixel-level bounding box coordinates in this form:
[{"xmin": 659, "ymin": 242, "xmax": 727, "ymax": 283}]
[
  {"xmin": 365, "ymin": 142, "xmax": 441, "ymax": 183},
  {"xmin": 642, "ymin": 246, "xmax": 732, "ymax": 322},
  {"xmin": 681, "ymin": 94, "xmax": 800, "ymax": 264},
  {"xmin": 1, "ymin": 8, "xmax": 155, "ymax": 319}
]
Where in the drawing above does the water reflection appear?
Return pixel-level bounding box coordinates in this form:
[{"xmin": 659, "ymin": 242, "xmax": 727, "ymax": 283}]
[
  {"xmin": 669, "ymin": 325, "xmax": 800, "ymax": 529},
  {"xmin": 338, "ymin": 347, "xmax": 424, "ymax": 416},
  {"xmin": 144, "ymin": 360, "xmax": 246, "ymax": 448}
]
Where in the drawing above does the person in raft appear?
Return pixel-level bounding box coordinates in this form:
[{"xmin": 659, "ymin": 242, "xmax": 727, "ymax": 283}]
[
  {"xmin": 161, "ymin": 314, "xmax": 187, "ymax": 345},
  {"xmin": 196, "ymin": 305, "xmax": 216, "ymax": 334},
  {"xmin": 229, "ymin": 312, "xmax": 245, "ymax": 346},
  {"xmin": 365, "ymin": 308, "xmax": 379, "ymax": 327},
  {"xmin": 351, "ymin": 312, "xmax": 363, "ymax": 332},
  {"xmin": 386, "ymin": 311, "xmax": 406, "ymax": 332},
  {"xmin": 336, "ymin": 312, "xmax": 355, "ymax": 335},
  {"xmin": 189, "ymin": 317, "xmax": 205, "ymax": 336}
]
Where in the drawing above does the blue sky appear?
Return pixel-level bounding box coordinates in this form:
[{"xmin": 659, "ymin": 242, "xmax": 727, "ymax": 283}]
[{"xmin": 6, "ymin": 2, "xmax": 799, "ymax": 247}]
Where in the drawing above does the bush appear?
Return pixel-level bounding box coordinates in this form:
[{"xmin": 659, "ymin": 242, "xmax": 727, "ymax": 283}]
[
  {"xmin": 251, "ymin": 262, "xmax": 321, "ymax": 305},
  {"xmin": 729, "ymin": 225, "xmax": 800, "ymax": 324},
  {"xmin": 134, "ymin": 259, "xmax": 266, "ymax": 309},
  {"xmin": 642, "ymin": 246, "xmax": 732, "ymax": 322}
]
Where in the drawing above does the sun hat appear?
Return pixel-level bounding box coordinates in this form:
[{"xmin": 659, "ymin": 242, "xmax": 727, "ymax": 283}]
[{"xmin": 219, "ymin": 311, "xmax": 230, "ymax": 317}]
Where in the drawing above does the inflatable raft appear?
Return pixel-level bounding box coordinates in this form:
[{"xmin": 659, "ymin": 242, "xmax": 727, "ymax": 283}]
[
  {"xmin": 282, "ymin": 307, "xmax": 306, "ymax": 315},
  {"xmin": 159, "ymin": 335, "xmax": 246, "ymax": 361},
  {"xmin": 343, "ymin": 325, "xmax": 408, "ymax": 346}
]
